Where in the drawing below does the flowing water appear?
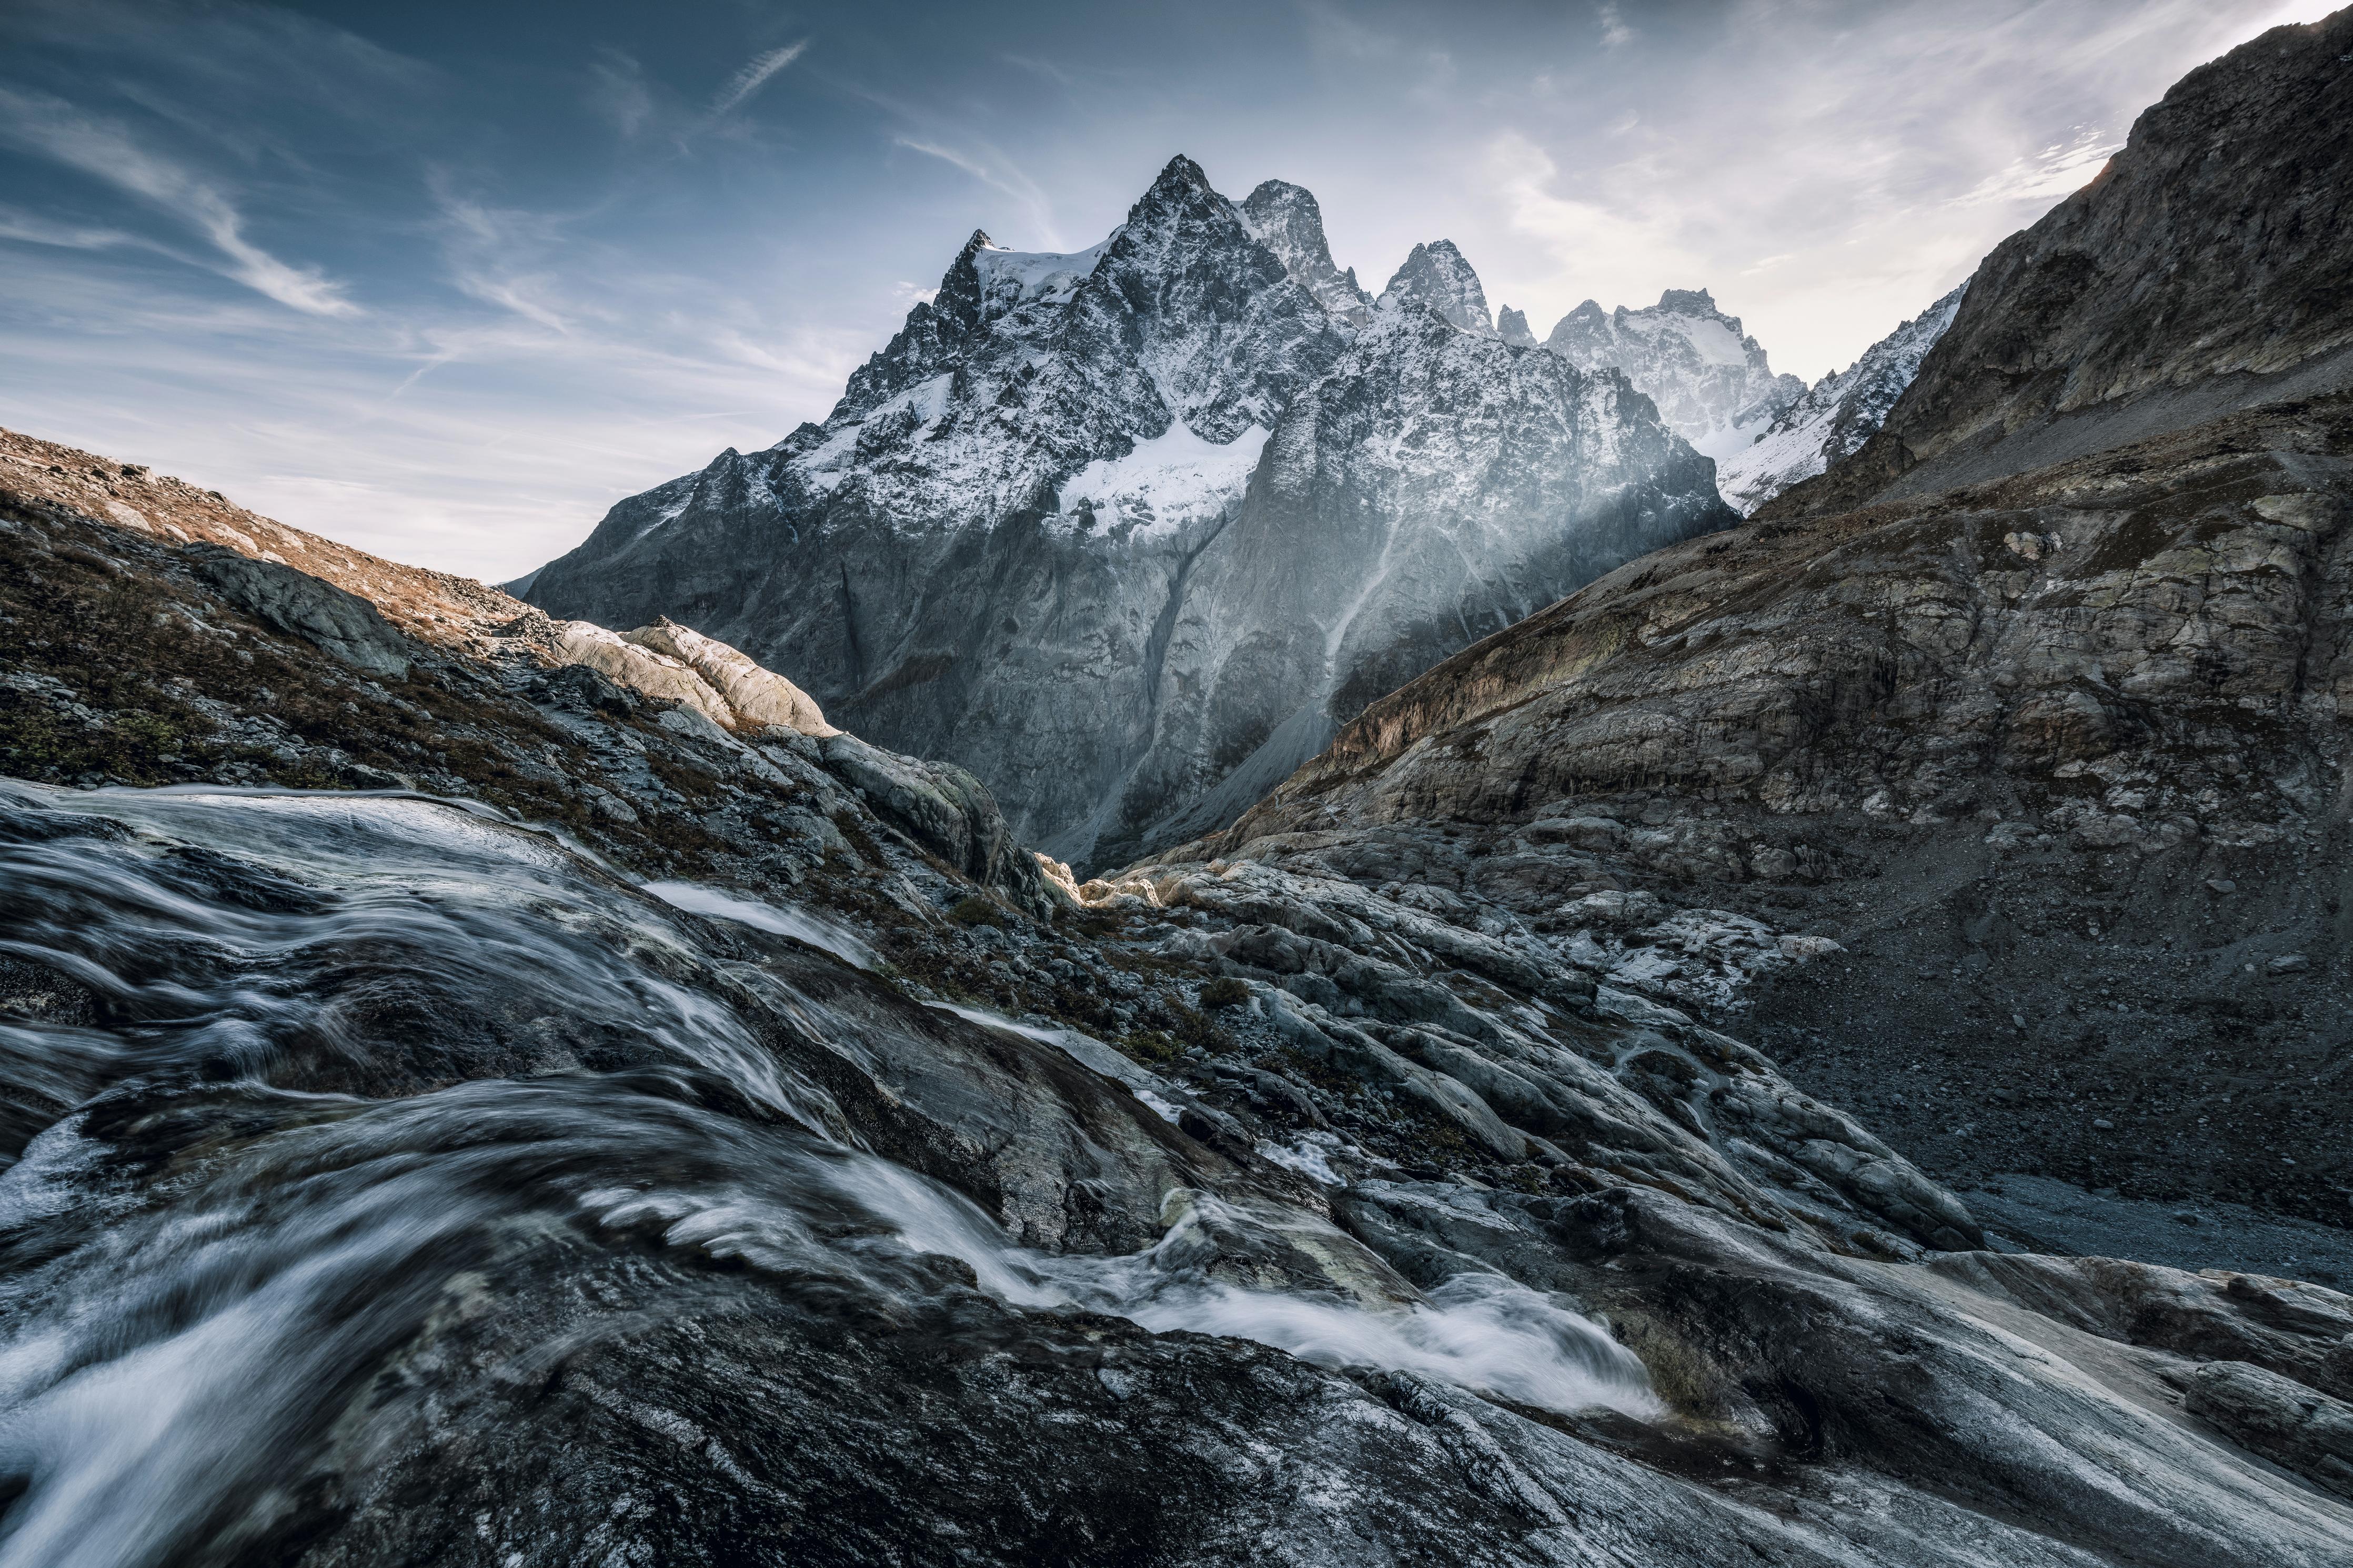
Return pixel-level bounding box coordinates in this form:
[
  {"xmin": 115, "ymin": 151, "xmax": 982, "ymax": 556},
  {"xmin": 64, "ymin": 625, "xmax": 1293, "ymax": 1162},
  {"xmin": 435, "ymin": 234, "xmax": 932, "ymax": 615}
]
[{"xmin": 0, "ymin": 780, "xmax": 1655, "ymax": 1567}]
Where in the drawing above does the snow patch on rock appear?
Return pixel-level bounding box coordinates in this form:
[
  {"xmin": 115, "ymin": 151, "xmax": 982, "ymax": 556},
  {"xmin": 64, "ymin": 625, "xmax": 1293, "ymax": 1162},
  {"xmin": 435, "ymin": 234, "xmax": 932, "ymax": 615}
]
[{"xmin": 1057, "ymin": 422, "xmax": 1269, "ymax": 537}]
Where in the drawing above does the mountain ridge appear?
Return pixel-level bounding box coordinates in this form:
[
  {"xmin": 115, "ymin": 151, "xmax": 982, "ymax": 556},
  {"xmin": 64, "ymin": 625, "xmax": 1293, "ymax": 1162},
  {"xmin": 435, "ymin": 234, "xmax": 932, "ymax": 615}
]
[
  {"xmin": 525, "ymin": 154, "xmax": 1732, "ymax": 871},
  {"xmin": 1766, "ymin": 9, "xmax": 2353, "ymax": 518}
]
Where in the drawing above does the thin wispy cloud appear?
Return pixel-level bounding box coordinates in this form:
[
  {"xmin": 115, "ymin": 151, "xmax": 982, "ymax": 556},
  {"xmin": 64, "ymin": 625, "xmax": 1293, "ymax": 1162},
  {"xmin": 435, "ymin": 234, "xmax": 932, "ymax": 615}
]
[
  {"xmin": 588, "ymin": 48, "xmax": 655, "ymax": 140},
  {"xmin": 0, "ymin": 86, "xmax": 357, "ymax": 317},
  {"xmin": 712, "ymin": 41, "xmax": 809, "ymax": 116},
  {"xmin": 0, "ymin": 204, "xmax": 154, "ymax": 254},
  {"xmin": 894, "ymin": 137, "xmax": 1063, "ymax": 249},
  {"xmin": 431, "ymin": 185, "xmax": 576, "ymax": 334}
]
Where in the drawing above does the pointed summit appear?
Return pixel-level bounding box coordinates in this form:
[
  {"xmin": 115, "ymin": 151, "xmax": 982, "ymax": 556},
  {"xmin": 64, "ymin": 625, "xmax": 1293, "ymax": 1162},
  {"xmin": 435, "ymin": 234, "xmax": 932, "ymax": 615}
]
[
  {"xmin": 1104, "ymin": 154, "xmax": 1244, "ymax": 276},
  {"xmin": 1240, "ymin": 179, "xmax": 1372, "ymax": 325},
  {"xmin": 1542, "ymin": 300, "xmax": 1611, "ymax": 359},
  {"xmin": 1496, "ymin": 306, "xmax": 1538, "ymax": 349},
  {"xmin": 1376, "ymin": 240, "xmax": 1494, "ymax": 337},
  {"xmin": 932, "ymin": 229, "xmax": 1000, "ymax": 336},
  {"xmin": 1147, "ymin": 154, "xmax": 1214, "ymax": 200}
]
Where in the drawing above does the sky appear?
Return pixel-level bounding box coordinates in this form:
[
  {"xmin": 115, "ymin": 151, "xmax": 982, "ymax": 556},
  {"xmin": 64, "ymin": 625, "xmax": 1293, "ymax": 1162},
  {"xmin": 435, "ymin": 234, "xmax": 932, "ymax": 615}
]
[{"xmin": 0, "ymin": 0, "xmax": 2337, "ymax": 582}]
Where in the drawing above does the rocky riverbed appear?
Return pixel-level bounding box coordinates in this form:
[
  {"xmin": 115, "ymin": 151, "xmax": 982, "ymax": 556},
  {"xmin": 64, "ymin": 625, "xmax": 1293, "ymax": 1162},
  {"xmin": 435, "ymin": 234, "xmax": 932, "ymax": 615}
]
[{"xmin": 6, "ymin": 421, "xmax": 2353, "ymax": 1563}]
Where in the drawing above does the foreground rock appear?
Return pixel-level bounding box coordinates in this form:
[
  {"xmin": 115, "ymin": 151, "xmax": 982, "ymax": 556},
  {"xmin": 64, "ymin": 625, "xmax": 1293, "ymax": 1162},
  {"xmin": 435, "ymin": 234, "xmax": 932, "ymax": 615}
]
[{"xmin": 7, "ymin": 426, "xmax": 2352, "ymax": 1560}]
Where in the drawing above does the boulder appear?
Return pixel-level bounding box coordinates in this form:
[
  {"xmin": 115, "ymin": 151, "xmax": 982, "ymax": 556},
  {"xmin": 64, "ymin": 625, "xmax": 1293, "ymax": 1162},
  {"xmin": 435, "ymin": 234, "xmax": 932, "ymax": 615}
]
[{"xmin": 186, "ymin": 544, "xmax": 412, "ymax": 679}]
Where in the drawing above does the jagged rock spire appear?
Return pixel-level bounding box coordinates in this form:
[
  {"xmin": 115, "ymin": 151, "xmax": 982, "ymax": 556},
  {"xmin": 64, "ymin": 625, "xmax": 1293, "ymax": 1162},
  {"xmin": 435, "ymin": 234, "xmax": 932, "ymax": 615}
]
[
  {"xmin": 930, "ymin": 228, "xmax": 998, "ymax": 336},
  {"xmin": 1376, "ymin": 240, "xmax": 1495, "ymax": 337},
  {"xmin": 1241, "ymin": 179, "xmax": 1372, "ymax": 325}
]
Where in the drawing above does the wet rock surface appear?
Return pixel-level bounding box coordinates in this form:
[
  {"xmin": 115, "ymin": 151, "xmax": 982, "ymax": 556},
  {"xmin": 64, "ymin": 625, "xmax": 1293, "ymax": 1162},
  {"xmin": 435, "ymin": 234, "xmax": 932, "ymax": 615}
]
[
  {"xmin": 5, "ymin": 436, "xmax": 2351, "ymax": 1561},
  {"xmin": 3, "ymin": 770, "xmax": 2349, "ymax": 1565}
]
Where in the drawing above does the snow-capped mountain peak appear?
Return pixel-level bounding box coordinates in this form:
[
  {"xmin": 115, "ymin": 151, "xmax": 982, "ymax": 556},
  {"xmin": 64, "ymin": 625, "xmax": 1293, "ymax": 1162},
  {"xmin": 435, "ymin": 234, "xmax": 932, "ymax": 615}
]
[
  {"xmin": 1241, "ymin": 179, "xmax": 1372, "ymax": 326},
  {"xmin": 1376, "ymin": 240, "xmax": 1496, "ymax": 338},
  {"xmin": 1496, "ymin": 306, "xmax": 1539, "ymax": 349},
  {"xmin": 971, "ymin": 238, "xmax": 1106, "ymax": 318},
  {"xmin": 1543, "ymin": 288, "xmax": 1803, "ymax": 459},
  {"xmin": 525, "ymin": 156, "xmax": 1727, "ymax": 868}
]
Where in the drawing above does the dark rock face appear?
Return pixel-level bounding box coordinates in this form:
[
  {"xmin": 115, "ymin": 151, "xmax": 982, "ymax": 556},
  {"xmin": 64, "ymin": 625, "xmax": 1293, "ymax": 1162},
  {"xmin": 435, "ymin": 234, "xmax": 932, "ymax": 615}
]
[
  {"xmin": 1774, "ymin": 8, "xmax": 2353, "ymax": 515},
  {"xmin": 2184, "ymin": 1361, "xmax": 2353, "ymax": 1500},
  {"xmin": 186, "ymin": 542, "xmax": 412, "ymax": 678},
  {"xmin": 521, "ymin": 159, "xmax": 1727, "ymax": 872},
  {"xmin": 1375, "ymin": 240, "xmax": 1495, "ymax": 337},
  {"xmin": 1240, "ymin": 177, "xmax": 1371, "ymax": 325}
]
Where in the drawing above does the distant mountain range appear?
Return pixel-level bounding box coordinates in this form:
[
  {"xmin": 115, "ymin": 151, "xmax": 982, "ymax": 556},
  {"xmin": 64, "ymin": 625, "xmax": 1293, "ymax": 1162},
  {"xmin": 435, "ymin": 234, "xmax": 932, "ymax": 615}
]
[{"xmin": 524, "ymin": 159, "xmax": 1742, "ymax": 869}]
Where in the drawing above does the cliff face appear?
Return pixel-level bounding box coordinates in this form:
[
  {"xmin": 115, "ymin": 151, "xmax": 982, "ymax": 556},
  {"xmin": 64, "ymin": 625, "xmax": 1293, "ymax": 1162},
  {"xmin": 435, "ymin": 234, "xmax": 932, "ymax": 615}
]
[
  {"xmin": 1771, "ymin": 9, "xmax": 2353, "ymax": 516},
  {"xmin": 1240, "ymin": 177, "xmax": 1372, "ymax": 325}
]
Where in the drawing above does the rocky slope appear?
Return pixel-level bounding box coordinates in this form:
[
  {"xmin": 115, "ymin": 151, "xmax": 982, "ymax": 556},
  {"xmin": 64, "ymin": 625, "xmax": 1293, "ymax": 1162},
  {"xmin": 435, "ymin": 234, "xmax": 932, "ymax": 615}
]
[
  {"xmin": 1773, "ymin": 7, "xmax": 2353, "ymax": 517},
  {"xmin": 9, "ymin": 425, "xmax": 2353, "ymax": 1564},
  {"xmin": 1167, "ymin": 8, "xmax": 2353, "ymax": 1277},
  {"xmin": 1715, "ymin": 283, "xmax": 1967, "ymax": 514},
  {"xmin": 11, "ymin": 16, "xmax": 2353, "ymax": 1560},
  {"xmin": 1176, "ymin": 391, "xmax": 2353, "ymax": 1236},
  {"xmin": 1544, "ymin": 289, "xmax": 1806, "ymax": 461},
  {"xmin": 524, "ymin": 158, "xmax": 1728, "ymax": 872}
]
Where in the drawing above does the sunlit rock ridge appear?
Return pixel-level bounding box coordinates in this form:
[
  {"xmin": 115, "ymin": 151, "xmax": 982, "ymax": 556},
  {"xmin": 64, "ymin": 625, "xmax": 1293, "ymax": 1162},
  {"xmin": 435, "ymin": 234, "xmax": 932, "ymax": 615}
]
[{"xmin": 525, "ymin": 156, "xmax": 1728, "ymax": 871}]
